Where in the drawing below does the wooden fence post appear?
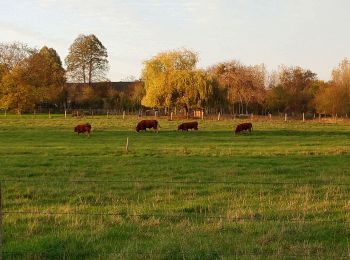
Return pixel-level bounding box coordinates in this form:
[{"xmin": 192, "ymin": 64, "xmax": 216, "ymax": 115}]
[
  {"xmin": 284, "ymin": 113, "xmax": 287, "ymax": 122},
  {"xmin": 123, "ymin": 111, "xmax": 125, "ymax": 120},
  {"xmin": 201, "ymin": 110, "xmax": 204, "ymax": 120},
  {"xmin": 125, "ymin": 137, "xmax": 129, "ymax": 153},
  {"xmin": 269, "ymin": 113, "xmax": 272, "ymax": 119},
  {"xmin": 170, "ymin": 112, "xmax": 173, "ymax": 121},
  {"xmin": 64, "ymin": 110, "xmax": 67, "ymax": 118},
  {"xmin": 217, "ymin": 112, "xmax": 221, "ymax": 121},
  {"xmin": 302, "ymin": 113, "xmax": 305, "ymax": 122}
]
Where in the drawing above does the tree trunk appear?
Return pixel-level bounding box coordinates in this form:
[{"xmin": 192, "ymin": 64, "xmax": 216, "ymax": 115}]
[
  {"xmin": 89, "ymin": 61, "xmax": 92, "ymax": 84},
  {"xmin": 238, "ymin": 95, "xmax": 243, "ymax": 114},
  {"xmin": 82, "ymin": 65, "xmax": 86, "ymax": 84}
]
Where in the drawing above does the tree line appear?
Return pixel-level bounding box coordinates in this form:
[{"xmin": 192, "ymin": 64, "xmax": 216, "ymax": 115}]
[
  {"xmin": 142, "ymin": 49, "xmax": 350, "ymax": 117},
  {"xmin": 1, "ymin": 35, "xmax": 350, "ymax": 116}
]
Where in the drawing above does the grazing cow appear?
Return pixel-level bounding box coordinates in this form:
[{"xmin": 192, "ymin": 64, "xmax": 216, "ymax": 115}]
[
  {"xmin": 235, "ymin": 122, "xmax": 253, "ymax": 134},
  {"xmin": 178, "ymin": 121, "xmax": 198, "ymax": 131},
  {"xmin": 74, "ymin": 123, "xmax": 92, "ymax": 135},
  {"xmin": 136, "ymin": 120, "xmax": 159, "ymax": 132}
]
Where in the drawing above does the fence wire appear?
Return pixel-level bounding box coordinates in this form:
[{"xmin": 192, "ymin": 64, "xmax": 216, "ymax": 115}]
[
  {"xmin": 2, "ymin": 178, "xmax": 350, "ymax": 186},
  {"xmin": 2, "ymin": 250, "xmax": 349, "ymax": 258},
  {"xmin": 3, "ymin": 210, "xmax": 350, "ymax": 225}
]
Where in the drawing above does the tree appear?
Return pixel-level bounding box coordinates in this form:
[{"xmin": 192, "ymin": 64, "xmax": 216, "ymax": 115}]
[
  {"xmin": 0, "ymin": 66, "xmax": 37, "ymax": 113},
  {"xmin": 314, "ymin": 59, "xmax": 350, "ymax": 116},
  {"xmin": 332, "ymin": 58, "xmax": 350, "ymax": 91},
  {"xmin": 141, "ymin": 49, "xmax": 213, "ymax": 112},
  {"xmin": 267, "ymin": 85, "xmax": 288, "ymax": 112},
  {"xmin": 209, "ymin": 61, "xmax": 267, "ymax": 114},
  {"xmin": 0, "ymin": 42, "xmax": 37, "ymax": 113},
  {"xmin": 0, "ymin": 42, "xmax": 35, "ymax": 71},
  {"xmin": 65, "ymin": 34, "xmax": 108, "ymax": 84},
  {"xmin": 0, "ymin": 45, "xmax": 66, "ymax": 112},
  {"xmin": 268, "ymin": 66, "xmax": 317, "ymax": 114},
  {"xmin": 23, "ymin": 46, "xmax": 66, "ymax": 105},
  {"xmin": 314, "ymin": 83, "xmax": 350, "ymax": 116}
]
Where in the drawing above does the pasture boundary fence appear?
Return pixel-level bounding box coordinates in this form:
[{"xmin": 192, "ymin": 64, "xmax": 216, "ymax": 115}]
[
  {"xmin": 2, "ymin": 250, "xmax": 350, "ymax": 259},
  {"xmin": 2, "ymin": 108, "xmax": 350, "ymax": 123},
  {"xmin": 1, "ymin": 179, "xmax": 350, "ymax": 258},
  {"xmin": 2, "ymin": 178, "xmax": 350, "ymax": 186}
]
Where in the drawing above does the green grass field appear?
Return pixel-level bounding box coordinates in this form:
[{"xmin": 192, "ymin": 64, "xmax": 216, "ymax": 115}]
[{"xmin": 0, "ymin": 115, "xmax": 350, "ymax": 259}]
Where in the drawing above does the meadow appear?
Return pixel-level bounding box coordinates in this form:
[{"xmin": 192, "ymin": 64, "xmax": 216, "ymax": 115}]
[{"xmin": 0, "ymin": 114, "xmax": 350, "ymax": 259}]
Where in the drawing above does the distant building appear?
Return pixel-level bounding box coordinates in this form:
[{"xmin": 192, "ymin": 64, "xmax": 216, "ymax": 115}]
[
  {"xmin": 65, "ymin": 81, "xmax": 143, "ymax": 92},
  {"xmin": 63, "ymin": 81, "xmax": 144, "ymax": 110}
]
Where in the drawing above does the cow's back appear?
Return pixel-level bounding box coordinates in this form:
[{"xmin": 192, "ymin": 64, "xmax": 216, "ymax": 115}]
[
  {"xmin": 179, "ymin": 121, "xmax": 198, "ymax": 131},
  {"xmin": 136, "ymin": 120, "xmax": 158, "ymax": 132},
  {"xmin": 74, "ymin": 123, "xmax": 91, "ymax": 134},
  {"xmin": 235, "ymin": 122, "xmax": 252, "ymax": 133}
]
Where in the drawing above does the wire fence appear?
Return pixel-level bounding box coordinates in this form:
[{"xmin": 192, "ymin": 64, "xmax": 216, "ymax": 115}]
[
  {"xmin": 3, "ymin": 250, "xmax": 349, "ymax": 258},
  {"xmin": 3, "ymin": 210, "xmax": 350, "ymax": 225},
  {"xmin": 3, "ymin": 178, "xmax": 350, "ymax": 186},
  {"xmin": 2, "ymin": 107, "xmax": 350, "ymax": 123},
  {"xmin": 1, "ymin": 179, "xmax": 350, "ymax": 258}
]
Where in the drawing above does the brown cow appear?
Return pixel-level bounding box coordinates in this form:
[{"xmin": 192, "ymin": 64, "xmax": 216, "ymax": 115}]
[
  {"xmin": 235, "ymin": 122, "xmax": 253, "ymax": 134},
  {"xmin": 74, "ymin": 123, "xmax": 92, "ymax": 135},
  {"xmin": 178, "ymin": 121, "xmax": 198, "ymax": 131},
  {"xmin": 136, "ymin": 120, "xmax": 159, "ymax": 132}
]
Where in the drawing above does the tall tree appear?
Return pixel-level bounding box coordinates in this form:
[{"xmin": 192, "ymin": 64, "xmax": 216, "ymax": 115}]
[
  {"xmin": 332, "ymin": 58, "xmax": 350, "ymax": 96},
  {"xmin": 314, "ymin": 83, "xmax": 350, "ymax": 116},
  {"xmin": 0, "ymin": 46, "xmax": 66, "ymax": 112},
  {"xmin": 24, "ymin": 46, "xmax": 66, "ymax": 105},
  {"xmin": 0, "ymin": 66, "xmax": 37, "ymax": 113},
  {"xmin": 0, "ymin": 42, "xmax": 35, "ymax": 71},
  {"xmin": 314, "ymin": 59, "xmax": 350, "ymax": 116},
  {"xmin": 210, "ymin": 61, "xmax": 267, "ymax": 114},
  {"xmin": 268, "ymin": 66, "xmax": 317, "ymax": 113},
  {"xmin": 142, "ymin": 49, "xmax": 213, "ymax": 111},
  {"xmin": 65, "ymin": 34, "xmax": 108, "ymax": 84},
  {"xmin": 0, "ymin": 42, "xmax": 37, "ymax": 113}
]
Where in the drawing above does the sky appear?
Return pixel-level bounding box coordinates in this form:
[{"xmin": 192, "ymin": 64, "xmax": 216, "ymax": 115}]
[{"xmin": 1, "ymin": 0, "xmax": 350, "ymax": 81}]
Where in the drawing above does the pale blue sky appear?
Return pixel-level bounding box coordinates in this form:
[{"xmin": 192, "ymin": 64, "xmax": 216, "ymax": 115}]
[{"xmin": 1, "ymin": 0, "xmax": 349, "ymax": 81}]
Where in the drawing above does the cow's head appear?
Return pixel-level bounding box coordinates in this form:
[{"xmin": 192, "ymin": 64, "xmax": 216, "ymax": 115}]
[{"xmin": 235, "ymin": 126, "xmax": 241, "ymax": 133}]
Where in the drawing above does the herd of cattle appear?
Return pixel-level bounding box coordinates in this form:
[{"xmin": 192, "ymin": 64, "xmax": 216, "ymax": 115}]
[{"xmin": 74, "ymin": 120, "xmax": 253, "ymax": 135}]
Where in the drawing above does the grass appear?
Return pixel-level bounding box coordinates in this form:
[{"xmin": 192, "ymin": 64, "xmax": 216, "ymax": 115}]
[{"xmin": 0, "ymin": 114, "xmax": 350, "ymax": 258}]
